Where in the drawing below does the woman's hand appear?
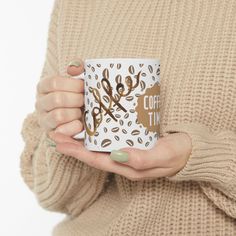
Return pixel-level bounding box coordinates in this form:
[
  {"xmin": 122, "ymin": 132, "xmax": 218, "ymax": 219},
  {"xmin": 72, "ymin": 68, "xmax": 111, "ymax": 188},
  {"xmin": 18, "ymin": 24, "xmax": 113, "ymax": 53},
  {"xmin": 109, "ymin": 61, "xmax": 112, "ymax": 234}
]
[
  {"xmin": 48, "ymin": 131, "xmax": 192, "ymax": 181},
  {"xmin": 35, "ymin": 59, "xmax": 85, "ymax": 136}
]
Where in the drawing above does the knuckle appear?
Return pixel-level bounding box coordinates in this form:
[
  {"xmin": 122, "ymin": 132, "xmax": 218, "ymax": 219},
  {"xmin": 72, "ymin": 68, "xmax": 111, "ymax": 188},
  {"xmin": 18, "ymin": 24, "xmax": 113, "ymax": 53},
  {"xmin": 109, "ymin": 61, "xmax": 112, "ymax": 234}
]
[
  {"xmin": 52, "ymin": 109, "xmax": 64, "ymax": 125},
  {"xmin": 132, "ymin": 155, "xmax": 145, "ymax": 170},
  {"xmin": 50, "ymin": 77, "xmax": 58, "ymax": 91},
  {"xmin": 52, "ymin": 93, "xmax": 62, "ymax": 107},
  {"xmin": 78, "ymin": 94, "xmax": 84, "ymax": 106}
]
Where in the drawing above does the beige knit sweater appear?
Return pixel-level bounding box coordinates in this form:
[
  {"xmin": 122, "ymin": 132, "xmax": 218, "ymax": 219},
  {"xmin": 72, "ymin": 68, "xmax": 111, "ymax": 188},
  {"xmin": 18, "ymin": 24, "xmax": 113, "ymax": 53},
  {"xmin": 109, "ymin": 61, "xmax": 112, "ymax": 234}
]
[{"xmin": 20, "ymin": 0, "xmax": 236, "ymax": 235}]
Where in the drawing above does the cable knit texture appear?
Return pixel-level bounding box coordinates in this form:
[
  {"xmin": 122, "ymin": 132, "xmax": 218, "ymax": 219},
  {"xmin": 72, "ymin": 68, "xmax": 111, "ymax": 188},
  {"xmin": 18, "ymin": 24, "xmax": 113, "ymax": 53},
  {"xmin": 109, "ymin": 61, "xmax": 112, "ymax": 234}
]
[{"xmin": 20, "ymin": 0, "xmax": 236, "ymax": 235}]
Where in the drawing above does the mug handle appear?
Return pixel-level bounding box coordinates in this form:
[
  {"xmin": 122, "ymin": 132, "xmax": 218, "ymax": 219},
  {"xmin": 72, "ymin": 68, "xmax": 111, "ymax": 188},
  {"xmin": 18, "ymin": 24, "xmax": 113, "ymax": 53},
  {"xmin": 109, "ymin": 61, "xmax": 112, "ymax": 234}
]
[{"xmin": 71, "ymin": 72, "xmax": 86, "ymax": 140}]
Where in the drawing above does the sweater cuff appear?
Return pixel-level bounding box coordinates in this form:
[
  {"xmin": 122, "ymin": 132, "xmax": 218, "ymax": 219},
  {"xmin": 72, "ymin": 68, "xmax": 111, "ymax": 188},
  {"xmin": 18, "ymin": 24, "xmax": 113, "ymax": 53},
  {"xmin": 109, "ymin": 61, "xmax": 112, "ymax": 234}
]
[{"xmin": 162, "ymin": 123, "xmax": 236, "ymax": 187}]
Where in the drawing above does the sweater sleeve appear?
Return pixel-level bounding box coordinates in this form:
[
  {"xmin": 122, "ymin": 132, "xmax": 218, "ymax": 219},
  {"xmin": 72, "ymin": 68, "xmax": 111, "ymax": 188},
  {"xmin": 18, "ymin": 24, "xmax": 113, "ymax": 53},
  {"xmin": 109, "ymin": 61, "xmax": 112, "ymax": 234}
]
[
  {"xmin": 20, "ymin": 0, "xmax": 109, "ymax": 217},
  {"xmin": 162, "ymin": 123, "xmax": 236, "ymax": 219}
]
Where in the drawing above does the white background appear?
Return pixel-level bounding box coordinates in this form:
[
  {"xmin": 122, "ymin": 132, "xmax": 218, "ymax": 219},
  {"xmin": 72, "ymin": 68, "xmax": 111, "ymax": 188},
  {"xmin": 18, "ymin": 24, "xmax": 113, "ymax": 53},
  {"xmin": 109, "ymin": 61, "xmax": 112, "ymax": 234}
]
[{"xmin": 0, "ymin": 1, "xmax": 64, "ymax": 235}]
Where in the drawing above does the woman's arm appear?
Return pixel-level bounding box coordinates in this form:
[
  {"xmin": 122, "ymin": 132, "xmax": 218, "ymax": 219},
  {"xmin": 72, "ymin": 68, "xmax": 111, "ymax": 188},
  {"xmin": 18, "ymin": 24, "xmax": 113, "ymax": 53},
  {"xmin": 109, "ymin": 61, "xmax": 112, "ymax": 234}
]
[
  {"xmin": 163, "ymin": 123, "xmax": 236, "ymax": 219},
  {"xmin": 20, "ymin": 0, "xmax": 109, "ymax": 217}
]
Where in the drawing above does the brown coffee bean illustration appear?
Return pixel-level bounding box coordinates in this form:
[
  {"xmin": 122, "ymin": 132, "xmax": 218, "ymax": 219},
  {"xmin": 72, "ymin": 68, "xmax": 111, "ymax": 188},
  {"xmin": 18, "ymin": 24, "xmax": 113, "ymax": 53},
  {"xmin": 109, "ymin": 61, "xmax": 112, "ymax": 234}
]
[
  {"xmin": 116, "ymin": 107, "xmax": 121, "ymax": 111},
  {"xmin": 96, "ymin": 64, "xmax": 101, "ymax": 67},
  {"xmin": 87, "ymin": 64, "xmax": 91, "ymax": 68},
  {"xmin": 154, "ymin": 133, "xmax": 158, "ymax": 138},
  {"xmin": 94, "ymin": 139, "xmax": 97, "ymax": 145},
  {"xmin": 135, "ymin": 118, "xmax": 139, "ymax": 124},
  {"xmin": 110, "ymin": 108, "xmax": 115, "ymax": 112},
  {"xmin": 114, "ymin": 114, "xmax": 121, "ymax": 119},
  {"xmin": 85, "ymin": 81, "xmax": 88, "ymax": 86},
  {"xmin": 114, "ymin": 94, "xmax": 120, "ymax": 101},
  {"xmin": 138, "ymin": 137, "xmax": 143, "ymax": 144},
  {"xmin": 101, "ymin": 139, "xmax": 112, "ymax": 147},
  {"xmin": 128, "ymin": 65, "xmax": 135, "ymax": 74},
  {"xmin": 122, "ymin": 129, "xmax": 127, "ymax": 134},
  {"xmin": 95, "ymin": 74, "xmax": 98, "ymax": 80},
  {"xmin": 89, "ymin": 87, "xmax": 93, "ymax": 92},
  {"xmin": 119, "ymin": 120, "xmax": 124, "ymax": 126},
  {"xmin": 110, "ymin": 63, "xmax": 114, "ymax": 68},
  {"xmin": 89, "ymin": 135, "xmax": 92, "ymax": 143},
  {"xmin": 129, "ymin": 109, "xmax": 135, "ymax": 113},
  {"xmin": 104, "ymin": 127, "xmax": 108, "ymax": 133},
  {"xmin": 95, "ymin": 132, "xmax": 99, "ymax": 136},
  {"xmin": 117, "ymin": 63, "xmax": 121, "ymax": 69},
  {"xmin": 88, "ymin": 75, "xmax": 91, "ymax": 80},
  {"xmin": 148, "ymin": 65, "xmax": 153, "ymax": 73},
  {"xmin": 149, "ymin": 136, "xmax": 152, "ymax": 141},
  {"xmin": 128, "ymin": 121, "xmax": 132, "ymax": 127},
  {"xmin": 114, "ymin": 135, "xmax": 120, "ymax": 141},
  {"xmin": 145, "ymin": 141, "xmax": 150, "ymax": 147},
  {"xmin": 152, "ymin": 76, "xmax": 156, "ymax": 81},
  {"xmin": 131, "ymin": 130, "xmax": 140, "ymax": 135},
  {"xmin": 140, "ymin": 81, "xmax": 146, "ymax": 91},
  {"xmin": 145, "ymin": 129, "xmax": 149, "ymax": 135},
  {"xmin": 135, "ymin": 93, "xmax": 141, "ymax": 97},
  {"xmin": 124, "ymin": 113, "xmax": 129, "ymax": 119},
  {"xmin": 126, "ymin": 96, "xmax": 134, "ymax": 101},
  {"xmin": 141, "ymin": 72, "xmax": 146, "ymax": 77},
  {"xmin": 111, "ymin": 127, "xmax": 119, "ymax": 132},
  {"xmin": 115, "ymin": 74, "xmax": 122, "ymax": 84},
  {"xmin": 139, "ymin": 64, "xmax": 144, "ymax": 67},
  {"xmin": 156, "ymin": 67, "xmax": 160, "ymax": 76},
  {"xmin": 103, "ymin": 68, "xmax": 109, "ymax": 79},
  {"xmin": 106, "ymin": 117, "xmax": 111, "ymax": 123},
  {"xmin": 103, "ymin": 95, "xmax": 110, "ymax": 103},
  {"xmin": 91, "ymin": 66, "xmax": 95, "ymax": 72},
  {"xmin": 126, "ymin": 139, "xmax": 134, "ymax": 146},
  {"xmin": 90, "ymin": 102, "xmax": 93, "ymax": 108},
  {"xmin": 97, "ymin": 82, "xmax": 101, "ymax": 89}
]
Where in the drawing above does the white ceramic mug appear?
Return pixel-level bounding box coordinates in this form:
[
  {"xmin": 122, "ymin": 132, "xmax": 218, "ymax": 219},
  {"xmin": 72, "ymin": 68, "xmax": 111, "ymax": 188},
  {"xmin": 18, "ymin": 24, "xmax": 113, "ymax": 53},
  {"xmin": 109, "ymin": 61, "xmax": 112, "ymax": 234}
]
[{"xmin": 73, "ymin": 58, "xmax": 160, "ymax": 152}]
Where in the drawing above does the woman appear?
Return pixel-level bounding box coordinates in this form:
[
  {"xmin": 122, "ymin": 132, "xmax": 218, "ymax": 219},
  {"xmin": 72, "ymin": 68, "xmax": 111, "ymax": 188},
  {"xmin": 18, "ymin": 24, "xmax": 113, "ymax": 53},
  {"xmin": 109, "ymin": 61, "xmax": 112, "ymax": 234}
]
[{"xmin": 20, "ymin": 0, "xmax": 236, "ymax": 235}]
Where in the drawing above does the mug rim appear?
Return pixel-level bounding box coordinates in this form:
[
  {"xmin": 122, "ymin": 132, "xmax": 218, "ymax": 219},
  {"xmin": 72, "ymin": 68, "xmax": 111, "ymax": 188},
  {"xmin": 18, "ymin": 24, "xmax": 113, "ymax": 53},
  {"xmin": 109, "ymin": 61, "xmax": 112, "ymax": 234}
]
[{"xmin": 84, "ymin": 57, "xmax": 160, "ymax": 64}]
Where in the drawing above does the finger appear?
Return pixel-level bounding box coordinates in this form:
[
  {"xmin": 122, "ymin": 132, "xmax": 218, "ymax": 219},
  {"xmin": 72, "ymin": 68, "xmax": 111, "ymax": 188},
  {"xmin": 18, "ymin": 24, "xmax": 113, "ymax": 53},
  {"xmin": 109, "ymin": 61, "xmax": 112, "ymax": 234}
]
[
  {"xmin": 48, "ymin": 130, "xmax": 84, "ymax": 145},
  {"xmin": 67, "ymin": 59, "xmax": 85, "ymax": 76},
  {"xmin": 56, "ymin": 142, "xmax": 173, "ymax": 181},
  {"xmin": 41, "ymin": 108, "xmax": 82, "ymax": 130},
  {"xmin": 37, "ymin": 76, "xmax": 84, "ymax": 94},
  {"xmin": 36, "ymin": 91, "xmax": 84, "ymax": 112},
  {"xmin": 54, "ymin": 119, "xmax": 84, "ymax": 136},
  {"xmin": 112, "ymin": 141, "xmax": 170, "ymax": 170}
]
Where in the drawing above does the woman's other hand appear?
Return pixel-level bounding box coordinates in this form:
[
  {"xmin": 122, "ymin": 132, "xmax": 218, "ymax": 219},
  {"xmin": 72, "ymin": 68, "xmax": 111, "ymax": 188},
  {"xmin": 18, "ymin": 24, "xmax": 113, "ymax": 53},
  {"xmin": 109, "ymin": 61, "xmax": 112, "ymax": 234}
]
[
  {"xmin": 35, "ymin": 59, "xmax": 85, "ymax": 137},
  {"xmin": 48, "ymin": 131, "xmax": 192, "ymax": 181}
]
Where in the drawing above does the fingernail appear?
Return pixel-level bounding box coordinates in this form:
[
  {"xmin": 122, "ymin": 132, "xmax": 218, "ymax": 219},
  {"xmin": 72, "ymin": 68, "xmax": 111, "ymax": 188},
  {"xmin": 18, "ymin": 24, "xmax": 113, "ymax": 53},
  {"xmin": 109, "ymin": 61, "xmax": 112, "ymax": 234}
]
[
  {"xmin": 68, "ymin": 60, "xmax": 81, "ymax": 67},
  {"xmin": 110, "ymin": 150, "xmax": 129, "ymax": 162}
]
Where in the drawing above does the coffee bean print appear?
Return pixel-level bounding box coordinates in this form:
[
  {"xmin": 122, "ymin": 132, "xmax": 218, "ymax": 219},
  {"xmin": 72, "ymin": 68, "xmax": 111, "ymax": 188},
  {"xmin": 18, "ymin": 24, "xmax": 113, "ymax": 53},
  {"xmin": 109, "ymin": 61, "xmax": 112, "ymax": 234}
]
[
  {"xmin": 138, "ymin": 137, "xmax": 143, "ymax": 144},
  {"xmin": 101, "ymin": 139, "xmax": 112, "ymax": 147},
  {"xmin": 110, "ymin": 63, "xmax": 114, "ymax": 68},
  {"xmin": 145, "ymin": 129, "xmax": 149, "ymax": 135},
  {"xmin": 106, "ymin": 117, "xmax": 111, "ymax": 123},
  {"xmin": 128, "ymin": 121, "xmax": 132, "ymax": 127},
  {"xmin": 124, "ymin": 113, "xmax": 129, "ymax": 119},
  {"xmin": 89, "ymin": 87, "xmax": 93, "ymax": 93},
  {"xmin": 96, "ymin": 64, "xmax": 101, "ymax": 67},
  {"xmin": 128, "ymin": 65, "xmax": 135, "ymax": 74},
  {"xmin": 148, "ymin": 65, "xmax": 153, "ymax": 73},
  {"xmin": 141, "ymin": 72, "xmax": 146, "ymax": 77},
  {"xmin": 110, "ymin": 108, "xmax": 115, "ymax": 112},
  {"xmin": 129, "ymin": 109, "xmax": 135, "ymax": 113},
  {"xmin": 91, "ymin": 66, "xmax": 95, "ymax": 72},
  {"xmin": 122, "ymin": 129, "xmax": 127, "ymax": 134},
  {"xmin": 94, "ymin": 139, "xmax": 97, "ymax": 145},
  {"xmin": 116, "ymin": 107, "xmax": 121, "ymax": 111},
  {"xmin": 154, "ymin": 133, "xmax": 158, "ymax": 138},
  {"xmin": 87, "ymin": 64, "xmax": 91, "ymax": 68},
  {"xmin": 103, "ymin": 95, "xmax": 110, "ymax": 103},
  {"xmin": 86, "ymin": 81, "xmax": 88, "ymax": 86},
  {"xmin": 104, "ymin": 127, "xmax": 108, "ymax": 133},
  {"xmin": 95, "ymin": 74, "xmax": 98, "ymax": 80},
  {"xmin": 95, "ymin": 132, "xmax": 99, "ymax": 136},
  {"xmin": 139, "ymin": 64, "xmax": 144, "ymax": 67},
  {"xmin": 86, "ymin": 98, "xmax": 89, "ymax": 105},
  {"xmin": 88, "ymin": 135, "xmax": 92, "ymax": 143},
  {"xmin": 115, "ymin": 114, "xmax": 121, "ymax": 118},
  {"xmin": 135, "ymin": 118, "xmax": 139, "ymax": 124},
  {"xmin": 115, "ymin": 74, "xmax": 122, "ymax": 84},
  {"xmin": 126, "ymin": 140, "xmax": 134, "ymax": 146},
  {"xmin": 149, "ymin": 136, "xmax": 152, "ymax": 141},
  {"xmin": 140, "ymin": 81, "xmax": 146, "ymax": 91},
  {"xmin": 117, "ymin": 63, "xmax": 121, "ymax": 69},
  {"xmin": 88, "ymin": 123, "xmax": 91, "ymax": 129},
  {"xmin": 90, "ymin": 102, "xmax": 93, "ymax": 108},
  {"xmin": 111, "ymin": 127, "xmax": 119, "ymax": 132},
  {"xmin": 125, "ymin": 96, "xmax": 134, "ymax": 101},
  {"xmin": 103, "ymin": 68, "xmax": 109, "ymax": 79},
  {"xmin": 156, "ymin": 67, "xmax": 160, "ymax": 76},
  {"xmin": 114, "ymin": 135, "xmax": 120, "ymax": 141},
  {"xmin": 131, "ymin": 130, "xmax": 140, "ymax": 135},
  {"xmin": 114, "ymin": 94, "xmax": 120, "ymax": 101},
  {"xmin": 145, "ymin": 142, "xmax": 150, "ymax": 147},
  {"xmin": 135, "ymin": 93, "xmax": 141, "ymax": 97},
  {"xmin": 152, "ymin": 76, "xmax": 156, "ymax": 81},
  {"xmin": 97, "ymin": 82, "xmax": 101, "ymax": 89},
  {"xmin": 119, "ymin": 120, "xmax": 124, "ymax": 126}
]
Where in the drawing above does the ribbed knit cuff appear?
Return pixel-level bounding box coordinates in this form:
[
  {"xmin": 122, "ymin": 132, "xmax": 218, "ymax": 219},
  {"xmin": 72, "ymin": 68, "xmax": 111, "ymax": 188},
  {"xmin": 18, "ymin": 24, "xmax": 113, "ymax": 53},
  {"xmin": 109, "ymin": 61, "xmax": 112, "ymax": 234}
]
[{"xmin": 162, "ymin": 123, "xmax": 236, "ymax": 189}]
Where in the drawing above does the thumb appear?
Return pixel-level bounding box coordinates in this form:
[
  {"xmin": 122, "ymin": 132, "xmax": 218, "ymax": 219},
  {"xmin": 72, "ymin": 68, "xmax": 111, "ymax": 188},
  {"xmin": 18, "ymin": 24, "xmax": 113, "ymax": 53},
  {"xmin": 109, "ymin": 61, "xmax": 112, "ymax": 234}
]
[{"xmin": 67, "ymin": 58, "xmax": 85, "ymax": 76}]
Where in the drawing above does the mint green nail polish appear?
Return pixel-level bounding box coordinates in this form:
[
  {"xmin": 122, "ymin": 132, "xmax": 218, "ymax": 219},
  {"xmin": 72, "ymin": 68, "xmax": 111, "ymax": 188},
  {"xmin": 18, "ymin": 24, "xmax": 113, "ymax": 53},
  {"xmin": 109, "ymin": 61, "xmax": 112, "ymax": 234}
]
[
  {"xmin": 48, "ymin": 143, "xmax": 56, "ymax": 147},
  {"xmin": 68, "ymin": 60, "xmax": 81, "ymax": 67},
  {"xmin": 110, "ymin": 150, "xmax": 129, "ymax": 162}
]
